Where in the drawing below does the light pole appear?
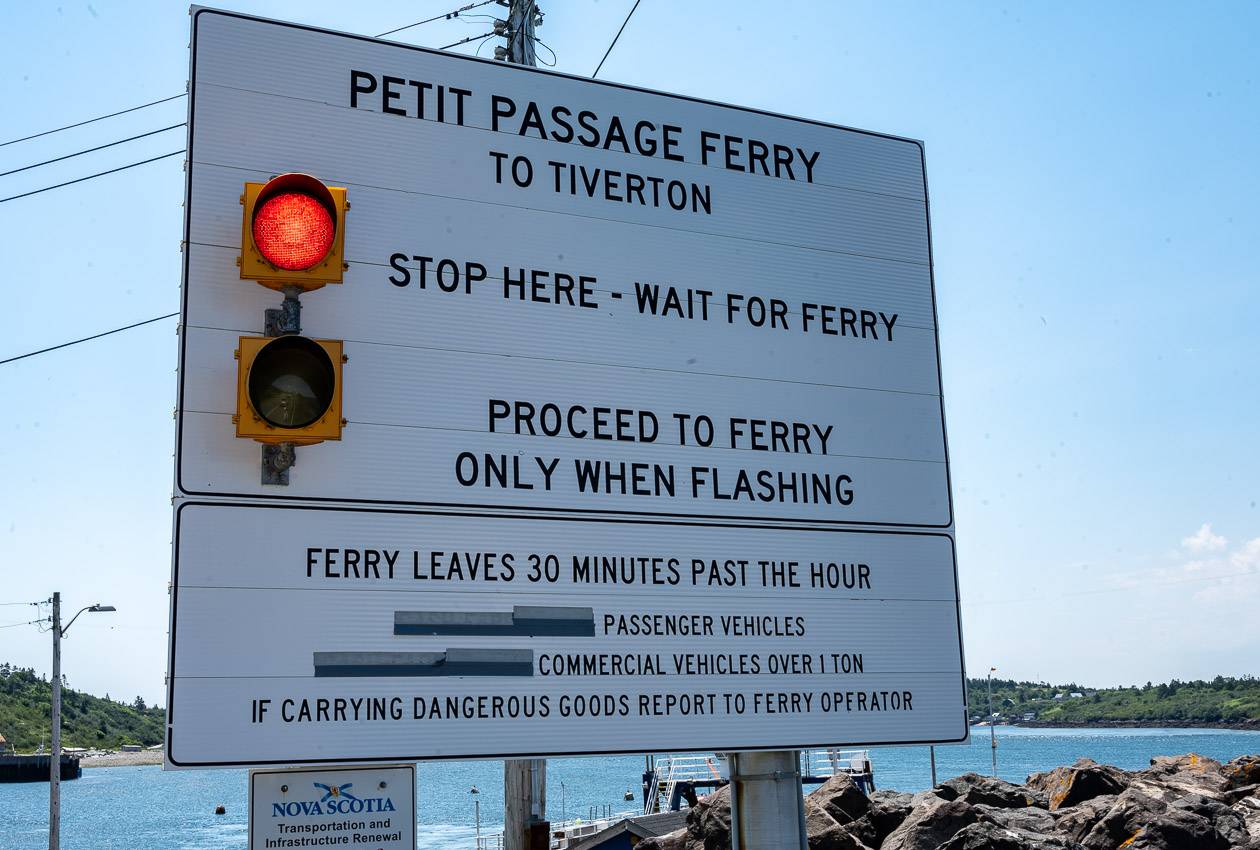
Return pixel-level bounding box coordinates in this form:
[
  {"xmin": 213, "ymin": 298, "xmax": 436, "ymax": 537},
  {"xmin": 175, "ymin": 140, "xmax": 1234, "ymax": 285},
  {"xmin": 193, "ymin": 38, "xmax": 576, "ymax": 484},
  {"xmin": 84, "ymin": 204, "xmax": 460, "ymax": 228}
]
[
  {"xmin": 987, "ymin": 666, "xmax": 998, "ymax": 777},
  {"xmin": 470, "ymin": 785, "xmax": 481, "ymax": 848},
  {"xmin": 49, "ymin": 593, "xmax": 115, "ymax": 850}
]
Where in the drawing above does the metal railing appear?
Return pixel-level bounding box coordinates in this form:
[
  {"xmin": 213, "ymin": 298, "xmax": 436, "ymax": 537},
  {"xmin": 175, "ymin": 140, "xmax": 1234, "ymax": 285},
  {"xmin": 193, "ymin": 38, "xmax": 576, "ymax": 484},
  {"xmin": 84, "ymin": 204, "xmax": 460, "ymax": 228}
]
[
  {"xmin": 802, "ymin": 748, "xmax": 871, "ymax": 779},
  {"xmin": 644, "ymin": 753, "xmax": 726, "ymax": 813},
  {"xmin": 475, "ymin": 808, "xmax": 640, "ymax": 850},
  {"xmin": 644, "ymin": 749, "xmax": 873, "ymax": 813}
]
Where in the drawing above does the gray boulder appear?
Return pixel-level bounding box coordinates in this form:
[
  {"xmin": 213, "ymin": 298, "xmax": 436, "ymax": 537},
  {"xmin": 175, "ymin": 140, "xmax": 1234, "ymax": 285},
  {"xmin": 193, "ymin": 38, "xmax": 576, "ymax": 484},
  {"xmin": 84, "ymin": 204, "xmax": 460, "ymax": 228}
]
[
  {"xmin": 1225, "ymin": 756, "xmax": 1260, "ymax": 792},
  {"xmin": 684, "ymin": 786, "xmax": 730, "ymax": 850},
  {"xmin": 1233, "ymin": 793, "xmax": 1260, "ymax": 843},
  {"xmin": 808, "ymin": 772, "xmax": 871, "ymax": 825},
  {"xmin": 866, "ymin": 790, "xmax": 914, "ymax": 841},
  {"xmin": 1050, "ymin": 794, "xmax": 1118, "ymax": 843},
  {"xmin": 938, "ymin": 821, "xmax": 1085, "ymax": 850},
  {"xmin": 975, "ymin": 803, "xmax": 1058, "ymax": 834},
  {"xmin": 836, "ymin": 790, "xmax": 913, "ymax": 849},
  {"xmin": 802, "ymin": 799, "xmax": 872, "ymax": 850},
  {"xmin": 936, "ymin": 772, "xmax": 1047, "ymax": 809},
  {"xmin": 1137, "ymin": 754, "xmax": 1227, "ymax": 797},
  {"xmin": 1170, "ymin": 792, "xmax": 1250, "ymax": 847},
  {"xmin": 879, "ymin": 798, "xmax": 979, "ymax": 850},
  {"xmin": 1027, "ymin": 759, "xmax": 1131, "ymax": 811},
  {"xmin": 1079, "ymin": 788, "xmax": 1227, "ymax": 850},
  {"xmin": 1223, "ymin": 784, "xmax": 1260, "ymax": 805}
]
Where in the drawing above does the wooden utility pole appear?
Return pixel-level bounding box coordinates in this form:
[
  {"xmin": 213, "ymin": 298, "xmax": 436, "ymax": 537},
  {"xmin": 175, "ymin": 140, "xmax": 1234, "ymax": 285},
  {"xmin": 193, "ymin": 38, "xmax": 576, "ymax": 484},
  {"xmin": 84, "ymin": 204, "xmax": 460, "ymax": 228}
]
[
  {"xmin": 48, "ymin": 593, "xmax": 61, "ymax": 850},
  {"xmin": 505, "ymin": 0, "xmax": 537, "ymax": 67},
  {"xmin": 505, "ymin": 756, "xmax": 547, "ymax": 850},
  {"xmin": 45, "ymin": 597, "xmax": 112, "ymax": 850},
  {"xmin": 503, "ymin": 5, "xmax": 546, "ymax": 849}
]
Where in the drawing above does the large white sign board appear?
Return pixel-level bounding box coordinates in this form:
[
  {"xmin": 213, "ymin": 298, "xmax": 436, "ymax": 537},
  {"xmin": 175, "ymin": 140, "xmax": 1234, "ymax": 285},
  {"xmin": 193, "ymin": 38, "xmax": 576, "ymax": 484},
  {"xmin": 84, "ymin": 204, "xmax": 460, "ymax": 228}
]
[
  {"xmin": 168, "ymin": 503, "xmax": 963, "ymax": 766},
  {"xmin": 175, "ymin": 8, "xmax": 951, "ymax": 528},
  {"xmin": 249, "ymin": 763, "xmax": 415, "ymax": 849},
  {"xmin": 168, "ymin": 8, "xmax": 966, "ymax": 767}
]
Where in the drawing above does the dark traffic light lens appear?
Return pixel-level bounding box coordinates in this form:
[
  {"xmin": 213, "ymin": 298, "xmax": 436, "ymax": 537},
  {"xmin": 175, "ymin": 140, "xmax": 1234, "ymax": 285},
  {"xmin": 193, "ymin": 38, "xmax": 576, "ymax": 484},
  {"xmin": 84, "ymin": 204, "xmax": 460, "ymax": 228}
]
[
  {"xmin": 247, "ymin": 336, "xmax": 336, "ymax": 429},
  {"xmin": 252, "ymin": 191, "xmax": 335, "ymax": 270}
]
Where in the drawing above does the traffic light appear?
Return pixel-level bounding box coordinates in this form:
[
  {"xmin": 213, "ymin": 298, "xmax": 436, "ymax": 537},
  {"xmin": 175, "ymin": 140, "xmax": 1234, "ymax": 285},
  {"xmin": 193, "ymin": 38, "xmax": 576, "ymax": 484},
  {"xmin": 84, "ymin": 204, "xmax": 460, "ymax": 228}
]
[
  {"xmin": 233, "ymin": 173, "xmax": 349, "ymax": 483},
  {"xmin": 234, "ymin": 335, "xmax": 345, "ymax": 446},
  {"xmin": 239, "ymin": 173, "xmax": 348, "ymax": 291}
]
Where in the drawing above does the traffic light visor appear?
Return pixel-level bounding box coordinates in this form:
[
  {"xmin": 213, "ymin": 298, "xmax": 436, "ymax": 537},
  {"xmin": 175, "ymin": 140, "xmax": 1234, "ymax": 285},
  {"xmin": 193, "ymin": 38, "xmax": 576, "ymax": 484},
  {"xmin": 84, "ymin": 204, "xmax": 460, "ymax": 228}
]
[
  {"xmin": 247, "ymin": 336, "xmax": 337, "ymax": 429},
  {"xmin": 250, "ymin": 174, "xmax": 338, "ymax": 272}
]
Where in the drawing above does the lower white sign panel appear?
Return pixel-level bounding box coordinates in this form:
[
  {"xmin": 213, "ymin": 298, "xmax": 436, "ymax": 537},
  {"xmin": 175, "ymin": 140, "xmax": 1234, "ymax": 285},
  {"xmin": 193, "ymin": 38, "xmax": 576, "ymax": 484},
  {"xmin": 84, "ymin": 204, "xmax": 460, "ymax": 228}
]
[
  {"xmin": 250, "ymin": 763, "xmax": 415, "ymax": 850},
  {"xmin": 167, "ymin": 502, "xmax": 966, "ymax": 766}
]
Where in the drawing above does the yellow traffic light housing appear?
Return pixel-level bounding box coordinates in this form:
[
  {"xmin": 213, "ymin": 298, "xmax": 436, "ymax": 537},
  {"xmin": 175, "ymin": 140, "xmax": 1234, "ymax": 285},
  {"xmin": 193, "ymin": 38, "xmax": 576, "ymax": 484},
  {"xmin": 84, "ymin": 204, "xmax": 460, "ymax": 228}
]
[
  {"xmin": 234, "ymin": 335, "xmax": 345, "ymax": 446},
  {"xmin": 239, "ymin": 173, "xmax": 348, "ymax": 291}
]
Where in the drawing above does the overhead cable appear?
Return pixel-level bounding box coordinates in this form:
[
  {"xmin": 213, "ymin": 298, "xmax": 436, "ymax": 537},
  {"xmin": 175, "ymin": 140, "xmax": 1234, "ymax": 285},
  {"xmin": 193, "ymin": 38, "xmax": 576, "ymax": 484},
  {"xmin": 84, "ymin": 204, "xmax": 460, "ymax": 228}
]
[
  {"xmin": 376, "ymin": 0, "xmax": 500, "ymax": 38},
  {"xmin": 0, "ymin": 312, "xmax": 179, "ymax": 366},
  {"xmin": 593, "ymin": 0, "xmax": 643, "ymax": 78},
  {"xmin": 0, "ymin": 123, "xmax": 186, "ymax": 178},
  {"xmin": 0, "ymin": 93, "xmax": 185, "ymax": 148},
  {"xmin": 0, "ymin": 150, "xmax": 184, "ymax": 204},
  {"xmin": 441, "ymin": 31, "xmax": 498, "ymax": 50},
  {"xmin": 533, "ymin": 36, "xmax": 557, "ymax": 66}
]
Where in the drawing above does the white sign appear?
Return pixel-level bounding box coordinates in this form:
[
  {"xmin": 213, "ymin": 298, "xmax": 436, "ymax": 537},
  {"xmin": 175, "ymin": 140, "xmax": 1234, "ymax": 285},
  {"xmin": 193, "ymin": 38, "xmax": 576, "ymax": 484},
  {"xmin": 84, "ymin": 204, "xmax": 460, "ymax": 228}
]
[
  {"xmin": 166, "ymin": 502, "xmax": 965, "ymax": 766},
  {"xmin": 175, "ymin": 8, "xmax": 952, "ymax": 529},
  {"xmin": 168, "ymin": 8, "xmax": 966, "ymax": 767},
  {"xmin": 249, "ymin": 764, "xmax": 415, "ymax": 850}
]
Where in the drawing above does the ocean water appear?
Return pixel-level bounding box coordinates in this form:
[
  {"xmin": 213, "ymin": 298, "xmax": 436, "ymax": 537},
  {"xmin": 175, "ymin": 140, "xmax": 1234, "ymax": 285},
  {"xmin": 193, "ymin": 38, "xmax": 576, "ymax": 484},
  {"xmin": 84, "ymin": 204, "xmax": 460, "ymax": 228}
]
[{"xmin": 3, "ymin": 727, "xmax": 1258, "ymax": 849}]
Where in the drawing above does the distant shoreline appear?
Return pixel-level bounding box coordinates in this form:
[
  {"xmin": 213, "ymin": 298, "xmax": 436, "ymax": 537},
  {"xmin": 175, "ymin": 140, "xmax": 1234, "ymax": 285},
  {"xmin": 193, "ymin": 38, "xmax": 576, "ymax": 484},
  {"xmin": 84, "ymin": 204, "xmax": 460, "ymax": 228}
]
[
  {"xmin": 994, "ymin": 719, "xmax": 1260, "ymax": 732},
  {"xmin": 81, "ymin": 751, "xmax": 164, "ymax": 768},
  {"xmin": 70, "ymin": 723, "xmax": 1260, "ymax": 772}
]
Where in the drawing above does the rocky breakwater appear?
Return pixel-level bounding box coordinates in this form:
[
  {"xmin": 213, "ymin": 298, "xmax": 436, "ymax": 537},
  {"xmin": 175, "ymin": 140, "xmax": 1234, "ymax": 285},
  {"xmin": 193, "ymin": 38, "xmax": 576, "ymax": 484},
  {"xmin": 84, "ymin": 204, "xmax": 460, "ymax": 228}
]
[{"xmin": 638, "ymin": 753, "xmax": 1260, "ymax": 850}]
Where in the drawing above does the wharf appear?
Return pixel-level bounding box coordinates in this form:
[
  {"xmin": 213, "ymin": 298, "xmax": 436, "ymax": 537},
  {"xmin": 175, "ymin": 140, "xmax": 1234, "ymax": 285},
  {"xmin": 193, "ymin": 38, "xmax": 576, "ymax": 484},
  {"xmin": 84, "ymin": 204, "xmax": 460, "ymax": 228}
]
[{"xmin": 0, "ymin": 754, "xmax": 82, "ymax": 783}]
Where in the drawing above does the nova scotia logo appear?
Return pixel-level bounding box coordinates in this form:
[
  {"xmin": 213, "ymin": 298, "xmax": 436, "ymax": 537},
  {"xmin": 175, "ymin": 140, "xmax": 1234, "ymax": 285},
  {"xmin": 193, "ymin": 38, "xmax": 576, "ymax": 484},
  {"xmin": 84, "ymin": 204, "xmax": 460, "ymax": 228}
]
[
  {"xmin": 271, "ymin": 780, "xmax": 396, "ymax": 817},
  {"xmin": 314, "ymin": 782, "xmax": 358, "ymax": 803}
]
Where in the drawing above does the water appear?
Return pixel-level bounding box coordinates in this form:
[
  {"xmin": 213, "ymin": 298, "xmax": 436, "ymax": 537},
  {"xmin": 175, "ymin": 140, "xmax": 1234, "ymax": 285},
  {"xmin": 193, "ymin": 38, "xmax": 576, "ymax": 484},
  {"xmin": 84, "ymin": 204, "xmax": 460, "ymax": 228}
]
[{"xmin": 3, "ymin": 727, "xmax": 1257, "ymax": 849}]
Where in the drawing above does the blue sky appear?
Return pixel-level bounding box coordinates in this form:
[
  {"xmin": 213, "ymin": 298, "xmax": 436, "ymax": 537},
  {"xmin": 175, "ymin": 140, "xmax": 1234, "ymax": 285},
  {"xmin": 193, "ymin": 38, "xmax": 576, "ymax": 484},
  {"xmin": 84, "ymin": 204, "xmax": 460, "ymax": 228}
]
[{"xmin": 1, "ymin": 1, "xmax": 1258, "ymax": 707}]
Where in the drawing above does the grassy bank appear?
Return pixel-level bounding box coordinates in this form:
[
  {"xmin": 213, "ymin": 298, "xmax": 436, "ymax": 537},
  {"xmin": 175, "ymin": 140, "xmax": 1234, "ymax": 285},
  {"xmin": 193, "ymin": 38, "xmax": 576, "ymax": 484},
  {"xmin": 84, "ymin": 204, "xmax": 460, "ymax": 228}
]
[{"xmin": 0, "ymin": 664, "xmax": 163, "ymax": 751}]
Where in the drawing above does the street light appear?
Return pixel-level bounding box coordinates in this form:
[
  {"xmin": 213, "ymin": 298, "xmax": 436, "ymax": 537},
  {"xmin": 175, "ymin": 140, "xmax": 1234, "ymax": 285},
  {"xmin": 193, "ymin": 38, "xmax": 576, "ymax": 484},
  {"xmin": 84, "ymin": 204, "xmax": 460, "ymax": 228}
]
[
  {"xmin": 470, "ymin": 785, "xmax": 481, "ymax": 848},
  {"xmin": 987, "ymin": 666, "xmax": 998, "ymax": 777},
  {"xmin": 49, "ymin": 593, "xmax": 115, "ymax": 850}
]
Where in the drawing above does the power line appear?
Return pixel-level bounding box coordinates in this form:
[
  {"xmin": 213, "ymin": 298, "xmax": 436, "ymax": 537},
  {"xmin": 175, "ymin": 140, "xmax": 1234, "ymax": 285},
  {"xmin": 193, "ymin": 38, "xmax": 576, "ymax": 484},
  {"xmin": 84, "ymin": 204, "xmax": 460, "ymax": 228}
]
[
  {"xmin": 593, "ymin": 0, "xmax": 642, "ymax": 78},
  {"xmin": 0, "ymin": 3, "xmax": 496, "ymax": 151},
  {"xmin": 0, "ymin": 123, "xmax": 185, "ymax": 179},
  {"xmin": 531, "ymin": 37, "xmax": 556, "ymax": 66},
  {"xmin": 0, "ymin": 1, "xmax": 495, "ymax": 151},
  {"xmin": 376, "ymin": 0, "xmax": 500, "ymax": 38},
  {"xmin": 0, "ymin": 150, "xmax": 183, "ymax": 204},
  {"xmin": 0, "ymin": 93, "xmax": 185, "ymax": 148},
  {"xmin": 441, "ymin": 31, "xmax": 498, "ymax": 50},
  {"xmin": 476, "ymin": 33, "xmax": 501, "ymax": 57},
  {"xmin": 0, "ymin": 6, "xmax": 516, "ymax": 365},
  {"xmin": 0, "ymin": 619, "xmax": 49, "ymax": 630},
  {"xmin": 1, "ymin": 312, "xmax": 179, "ymax": 366}
]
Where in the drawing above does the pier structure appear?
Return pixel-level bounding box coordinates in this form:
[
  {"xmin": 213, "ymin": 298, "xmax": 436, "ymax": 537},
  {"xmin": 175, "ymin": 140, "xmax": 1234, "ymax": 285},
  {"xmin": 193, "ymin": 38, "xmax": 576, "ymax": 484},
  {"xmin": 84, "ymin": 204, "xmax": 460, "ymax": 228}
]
[{"xmin": 0, "ymin": 754, "xmax": 82, "ymax": 784}]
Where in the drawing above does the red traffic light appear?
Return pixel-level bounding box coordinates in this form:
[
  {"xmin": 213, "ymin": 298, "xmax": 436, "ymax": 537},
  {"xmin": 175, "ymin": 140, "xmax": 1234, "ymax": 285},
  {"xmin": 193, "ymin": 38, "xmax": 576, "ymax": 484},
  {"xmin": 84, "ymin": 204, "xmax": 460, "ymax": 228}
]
[
  {"xmin": 244, "ymin": 173, "xmax": 342, "ymax": 278},
  {"xmin": 252, "ymin": 192, "xmax": 334, "ymax": 270}
]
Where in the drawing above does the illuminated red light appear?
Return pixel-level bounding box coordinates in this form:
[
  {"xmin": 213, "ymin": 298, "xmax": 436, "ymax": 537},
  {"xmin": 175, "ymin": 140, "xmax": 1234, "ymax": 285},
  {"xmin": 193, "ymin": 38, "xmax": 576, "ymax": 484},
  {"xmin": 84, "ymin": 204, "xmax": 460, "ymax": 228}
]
[{"xmin": 251, "ymin": 192, "xmax": 335, "ymax": 270}]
